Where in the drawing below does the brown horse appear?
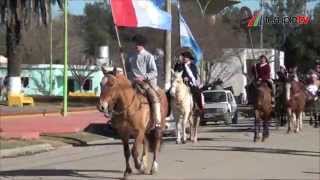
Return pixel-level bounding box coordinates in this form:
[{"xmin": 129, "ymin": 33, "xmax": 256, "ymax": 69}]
[
  {"xmin": 97, "ymin": 73, "xmax": 168, "ymax": 179},
  {"xmin": 286, "ymin": 80, "xmax": 313, "ymax": 133},
  {"xmin": 254, "ymin": 81, "xmax": 273, "ymax": 142}
]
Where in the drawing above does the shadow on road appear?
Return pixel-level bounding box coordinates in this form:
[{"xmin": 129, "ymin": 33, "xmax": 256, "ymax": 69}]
[
  {"xmin": 303, "ymin": 171, "xmax": 320, "ymax": 175},
  {"xmin": 183, "ymin": 145, "xmax": 320, "ymax": 157},
  {"xmin": 0, "ymin": 169, "xmax": 123, "ymax": 180}
]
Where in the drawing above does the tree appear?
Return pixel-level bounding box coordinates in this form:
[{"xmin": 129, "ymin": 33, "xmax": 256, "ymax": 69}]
[
  {"xmin": 69, "ymin": 55, "xmax": 98, "ymax": 92},
  {"xmin": 83, "ymin": 2, "xmax": 116, "ymax": 58},
  {"xmin": 0, "ymin": 0, "xmax": 63, "ymax": 94}
]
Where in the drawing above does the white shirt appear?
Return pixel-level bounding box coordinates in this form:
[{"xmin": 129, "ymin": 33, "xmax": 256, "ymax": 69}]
[{"xmin": 307, "ymin": 84, "xmax": 319, "ymax": 96}]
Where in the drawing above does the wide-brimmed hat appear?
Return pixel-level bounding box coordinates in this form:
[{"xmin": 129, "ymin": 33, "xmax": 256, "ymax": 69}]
[
  {"xmin": 132, "ymin": 34, "xmax": 147, "ymax": 46},
  {"xmin": 176, "ymin": 47, "xmax": 195, "ymax": 60}
]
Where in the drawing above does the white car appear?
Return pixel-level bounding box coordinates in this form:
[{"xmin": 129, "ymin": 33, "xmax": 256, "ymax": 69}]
[{"xmin": 201, "ymin": 90, "xmax": 238, "ymax": 125}]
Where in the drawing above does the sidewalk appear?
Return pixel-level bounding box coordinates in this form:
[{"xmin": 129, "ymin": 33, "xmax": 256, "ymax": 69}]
[{"xmin": 0, "ymin": 110, "xmax": 108, "ymax": 139}]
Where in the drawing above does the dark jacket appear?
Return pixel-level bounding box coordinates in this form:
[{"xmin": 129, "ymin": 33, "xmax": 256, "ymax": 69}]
[
  {"xmin": 174, "ymin": 62, "xmax": 198, "ymax": 87},
  {"xmin": 253, "ymin": 63, "xmax": 271, "ymax": 81}
]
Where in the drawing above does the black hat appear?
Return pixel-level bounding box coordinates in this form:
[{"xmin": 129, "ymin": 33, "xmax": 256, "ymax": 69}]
[
  {"xmin": 132, "ymin": 34, "xmax": 147, "ymax": 46},
  {"xmin": 177, "ymin": 47, "xmax": 195, "ymax": 60}
]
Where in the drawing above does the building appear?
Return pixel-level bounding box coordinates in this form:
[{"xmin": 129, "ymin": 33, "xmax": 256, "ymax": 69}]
[
  {"xmin": 0, "ymin": 64, "xmax": 105, "ymax": 96},
  {"xmin": 207, "ymin": 48, "xmax": 285, "ymax": 98}
]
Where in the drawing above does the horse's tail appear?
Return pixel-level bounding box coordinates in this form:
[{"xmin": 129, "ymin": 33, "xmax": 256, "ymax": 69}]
[{"xmin": 146, "ymin": 128, "xmax": 163, "ymax": 152}]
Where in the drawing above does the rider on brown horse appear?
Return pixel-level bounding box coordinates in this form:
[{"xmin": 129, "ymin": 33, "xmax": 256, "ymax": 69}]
[
  {"xmin": 126, "ymin": 34, "xmax": 162, "ymax": 128},
  {"xmin": 252, "ymin": 55, "xmax": 275, "ymax": 103}
]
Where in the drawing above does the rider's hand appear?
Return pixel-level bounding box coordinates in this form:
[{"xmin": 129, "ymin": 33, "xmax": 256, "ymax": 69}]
[{"xmin": 183, "ymin": 77, "xmax": 189, "ymax": 82}]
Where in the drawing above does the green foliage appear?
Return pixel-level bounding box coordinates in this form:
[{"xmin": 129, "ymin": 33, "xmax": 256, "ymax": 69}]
[{"xmin": 83, "ymin": 3, "xmax": 116, "ymax": 56}]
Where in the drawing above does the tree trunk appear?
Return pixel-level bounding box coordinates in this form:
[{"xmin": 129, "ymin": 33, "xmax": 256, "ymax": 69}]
[{"xmin": 6, "ymin": 20, "xmax": 22, "ymax": 95}]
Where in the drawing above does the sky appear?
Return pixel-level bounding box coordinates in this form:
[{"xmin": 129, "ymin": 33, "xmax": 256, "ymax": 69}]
[{"xmin": 53, "ymin": 0, "xmax": 319, "ymax": 16}]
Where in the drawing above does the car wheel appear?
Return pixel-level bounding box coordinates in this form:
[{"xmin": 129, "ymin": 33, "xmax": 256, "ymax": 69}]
[
  {"xmin": 225, "ymin": 114, "xmax": 231, "ymax": 125},
  {"xmin": 232, "ymin": 110, "xmax": 239, "ymax": 124}
]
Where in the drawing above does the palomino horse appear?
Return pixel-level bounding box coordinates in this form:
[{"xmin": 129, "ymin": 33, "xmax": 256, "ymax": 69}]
[
  {"xmin": 170, "ymin": 71, "xmax": 200, "ymax": 144},
  {"xmin": 285, "ymin": 81, "xmax": 310, "ymax": 133},
  {"xmin": 97, "ymin": 73, "xmax": 168, "ymax": 178},
  {"xmin": 253, "ymin": 81, "xmax": 273, "ymax": 142}
]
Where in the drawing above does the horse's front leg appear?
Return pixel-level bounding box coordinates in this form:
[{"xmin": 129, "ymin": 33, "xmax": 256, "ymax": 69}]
[
  {"xmin": 182, "ymin": 112, "xmax": 188, "ymax": 144},
  {"xmin": 262, "ymin": 118, "xmax": 270, "ymax": 142},
  {"xmin": 151, "ymin": 126, "xmax": 162, "ymax": 175},
  {"xmin": 176, "ymin": 113, "xmax": 182, "ymax": 144},
  {"xmin": 297, "ymin": 112, "xmax": 303, "ymax": 132},
  {"xmin": 132, "ymin": 131, "xmax": 144, "ymax": 173},
  {"xmin": 254, "ymin": 110, "xmax": 261, "ymax": 142},
  {"xmin": 287, "ymin": 109, "xmax": 293, "ymax": 133},
  {"xmin": 122, "ymin": 137, "xmax": 132, "ymax": 178},
  {"xmin": 140, "ymin": 136, "xmax": 149, "ymax": 174},
  {"xmin": 193, "ymin": 113, "xmax": 200, "ymax": 143},
  {"xmin": 188, "ymin": 112, "xmax": 194, "ymax": 142}
]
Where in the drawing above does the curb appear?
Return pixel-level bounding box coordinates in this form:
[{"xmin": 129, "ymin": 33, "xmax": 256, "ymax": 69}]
[
  {"xmin": 0, "ymin": 137, "xmax": 116, "ymax": 158},
  {"xmin": 86, "ymin": 138, "xmax": 116, "ymax": 145},
  {"xmin": 0, "ymin": 109, "xmax": 99, "ymax": 120},
  {"xmin": 0, "ymin": 143, "xmax": 54, "ymax": 158}
]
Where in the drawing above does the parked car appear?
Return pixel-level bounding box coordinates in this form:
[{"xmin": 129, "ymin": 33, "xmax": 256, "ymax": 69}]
[{"xmin": 201, "ymin": 90, "xmax": 238, "ymax": 125}]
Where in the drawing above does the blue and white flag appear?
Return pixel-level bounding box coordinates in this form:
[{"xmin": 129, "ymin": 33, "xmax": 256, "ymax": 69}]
[{"xmin": 179, "ymin": 15, "xmax": 203, "ymax": 64}]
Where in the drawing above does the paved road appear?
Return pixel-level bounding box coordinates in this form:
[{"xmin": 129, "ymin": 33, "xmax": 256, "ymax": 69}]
[{"xmin": 1, "ymin": 118, "xmax": 319, "ymax": 180}]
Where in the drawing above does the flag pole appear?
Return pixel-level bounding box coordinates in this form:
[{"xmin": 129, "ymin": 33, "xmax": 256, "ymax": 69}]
[
  {"xmin": 114, "ymin": 25, "xmax": 127, "ymax": 78},
  {"xmin": 164, "ymin": 0, "xmax": 172, "ymax": 91}
]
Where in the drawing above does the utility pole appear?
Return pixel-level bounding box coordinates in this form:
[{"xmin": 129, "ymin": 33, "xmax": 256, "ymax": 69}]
[
  {"xmin": 63, "ymin": 0, "xmax": 69, "ymax": 116},
  {"xmin": 49, "ymin": 2, "xmax": 53, "ymax": 95},
  {"xmin": 164, "ymin": 0, "xmax": 172, "ymax": 91},
  {"xmin": 260, "ymin": 0, "xmax": 264, "ymax": 49}
]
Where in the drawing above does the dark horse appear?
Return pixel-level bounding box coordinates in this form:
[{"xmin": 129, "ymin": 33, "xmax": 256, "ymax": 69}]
[
  {"xmin": 274, "ymin": 79, "xmax": 288, "ymax": 127},
  {"xmin": 248, "ymin": 81, "xmax": 273, "ymax": 142},
  {"xmin": 97, "ymin": 73, "xmax": 168, "ymax": 179}
]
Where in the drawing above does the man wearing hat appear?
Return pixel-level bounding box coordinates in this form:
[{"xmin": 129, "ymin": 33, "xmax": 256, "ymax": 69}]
[
  {"xmin": 126, "ymin": 34, "xmax": 161, "ymax": 128},
  {"xmin": 174, "ymin": 48, "xmax": 204, "ymax": 111}
]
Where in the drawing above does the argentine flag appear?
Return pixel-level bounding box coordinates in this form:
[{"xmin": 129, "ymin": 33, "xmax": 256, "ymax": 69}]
[
  {"xmin": 111, "ymin": 0, "xmax": 172, "ymax": 31},
  {"xmin": 179, "ymin": 15, "xmax": 203, "ymax": 64}
]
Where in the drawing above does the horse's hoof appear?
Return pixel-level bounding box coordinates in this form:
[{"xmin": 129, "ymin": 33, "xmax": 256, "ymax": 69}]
[
  {"xmin": 151, "ymin": 161, "xmax": 159, "ymax": 175},
  {"xmin": 124, "ymin": 168, "xmax": 132, "ymax": 177},
  {"xmin": 138, "ymin": 163, "xmax": 145, "ymax": 174},
  {"xmin": 176, "ymin": 140, "xmax": 181, "ymax": 144},
  {"xmin": 262, "ymin": 136, "xmax": 268, "ymax": 142},
  {"xmin": 182, "ymin": 140, "xmax": 186, "ymax": 144}
]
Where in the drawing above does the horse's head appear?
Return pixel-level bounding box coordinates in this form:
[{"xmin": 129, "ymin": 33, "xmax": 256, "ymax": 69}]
[
  {"xmin": 170, "ymin": 70, "xmax": 184, "ymax": 97},
  {"xmin": 97, "ymin": 74, "xmax": 127, "ymax": 116}
]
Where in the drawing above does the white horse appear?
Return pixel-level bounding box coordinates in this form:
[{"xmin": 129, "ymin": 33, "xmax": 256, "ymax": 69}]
[{"xmin": 170, "ymin": 70, "xmax": 200, "ymax": 144}]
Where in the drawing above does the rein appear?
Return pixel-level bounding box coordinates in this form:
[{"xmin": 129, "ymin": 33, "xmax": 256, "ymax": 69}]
[{"xmin": 112, "ymin": 90, "xmax": 140, "ymax": 116}]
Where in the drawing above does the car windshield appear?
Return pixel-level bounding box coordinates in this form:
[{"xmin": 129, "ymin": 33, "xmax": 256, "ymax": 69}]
[{"xmin": 203, "ymin": 91, "xmax": 227, "ymax": 103}]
